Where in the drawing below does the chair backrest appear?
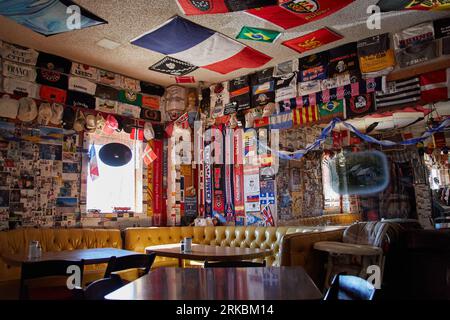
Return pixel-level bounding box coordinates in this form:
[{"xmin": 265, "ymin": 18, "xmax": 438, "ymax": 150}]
[
  {"xmin": 104, "ymin": 253, "xmax": 156, "ymax": 278},
  {"xmin": 324, "ymin": 274, "xmax": 376, "ymax": 301},
  {"xmin": 20, "ymin": 259, "xmax": 85, "ymax": 300},
  {"xmin": 343, "ymin": 221, "xmax": 389, "ymax": 247},
  {"xmin": 204, "ymin": 260, "xmax": 266, "ymax": 268},
  {"xmin": 82, "ymin": 274, "xmax": 124, "ymax": 300}
]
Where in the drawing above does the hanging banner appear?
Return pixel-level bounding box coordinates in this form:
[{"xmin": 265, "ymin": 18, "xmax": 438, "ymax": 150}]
[{"xmin": 152, "ymin": 139, "xmax": 164, "ymax": 225}]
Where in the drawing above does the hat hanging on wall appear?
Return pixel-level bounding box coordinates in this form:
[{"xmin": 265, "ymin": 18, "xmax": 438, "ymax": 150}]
[
  {"xmin": 144, "ymin": 122, "xmax": 154, "ymax": 141},
  {"xmin": 0, "ymin": 94, "xmax": 19, "ymax": 119},
  {"xmin": 73, "ymin": 110, "xmax": 86, "ymax": 132},
  {"xmin": 85, "ymin": 114, "xmax": 97, "ymax": 133},
  {"xmin": 99, "ymin": 143, "xmax": 132, "ymax": 167},
  {"xmin": 50, "ymin": 103, "xmax": 64, "ymax": 125},
  {"xmin": 37, "ymin": 103, "xmax": 52, "ymax": 125},
  {"xmin": 17, "ymin": 97, "xmax": 38, "ymax": 122},
  {"xmin": 103, "ymin": 114, "xmax": 118, "ymax": 135}
]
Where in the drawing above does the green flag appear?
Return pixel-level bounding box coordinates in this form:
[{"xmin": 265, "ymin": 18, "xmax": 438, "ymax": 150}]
[
  {"xmin": 236, "ymin": 26, "xmax": 281, "ymax": 43},
  {"xmin": 318, "ymin": 100, "xmax": 345, "ymax": 122}
]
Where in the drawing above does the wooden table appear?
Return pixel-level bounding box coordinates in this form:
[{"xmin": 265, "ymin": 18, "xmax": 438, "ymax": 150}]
[
  {"xmin": 145, "ymin": 244, "xmax": 273, "ymax": 267},
  {"xmin": 313, "ymin": 241, "xmax": 384, "ymax": 288},
  {"xmin": 105, "ymin": 266, "xmax": 323, "ymax": 300},
  {"xmin": 1, "ymin": 248, "xmax": 139, "ymax": 266}
]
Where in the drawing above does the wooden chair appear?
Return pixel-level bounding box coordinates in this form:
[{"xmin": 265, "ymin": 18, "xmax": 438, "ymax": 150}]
[
  {"xmin": 104, "ymin": 253, "xmax": 156, "ymax": 278},
  {"xmin": 324, "ymin": 273, "xmax": 377, "ymax": 301},
  {"xmin": 75, "ymin": 274, "xmax": 124, "ymax": 300},
  {"xmin": 204, "ymin": 260, "xmax": 266, "ymax": 268},
  {"xmin": 20, "ymin": 259, "xmax": 85, "ymax": 300}
]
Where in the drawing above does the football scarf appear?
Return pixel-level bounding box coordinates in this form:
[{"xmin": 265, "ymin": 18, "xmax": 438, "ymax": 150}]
[
  {"xmin": 244, "ymin": 166, "xmax": 260, "ymax": 213},
  {"xmin": 39, "ymin": 85, "xmax": 67, "ymax": 104},
  {"xmin": 149, "ymin": 56, "xmax": 198, "ymax": 76},
  {"xmin": 204, "ymin": 143, "xmax": 213, "ymax": 217},
  {"xmin": 71, "ymin": 63, "xmax": 97, "ymax": 80},
  {"xmin": 95, "ymin": 98, "xmax": 118, "ymax": 114},
  {"xmin": 434, "ymin": 17, "xmax": 450, "ymax": 55},
  {"xmin": 357, "ymin": 33, "xmax": 395, "ymax": 75},
  {"xmin": 251, "ymin": 67, "xmax": 274, "ymax": 85},
  {"xmin": 142, "ymin": 95, "xmax": 160, "ymax": 110},
  {"xmin": 280, "ymin": 77, "xmax": 384, "ymax": 108},
  {"xmin": 282, "ymin": 27, "xmax": 343, "ymax": 53},
  {"xmin": 210, "ymin": 83, "xmax": 230, "ymax": 119},
  {"xmin": 67, "ymin": 90, "xmax": 96, "ymax": 109},
  {"xmin": 146, "ymin": 143, "xmax": 155, "ymax": 217},
  {"xmin": 176, "ymin": 0, "xmax": 277, "ymax": 15},
  {"xmin": 299, "ymin": 52, "xmax": 328, "ymax": 82},
  {"xmin": 233, "ymin": 128, "xmax": 245, "ymax": 222},
  {"xmin": 0, "ymin": 42, "xmax": 38, "ymax": 65},
  {"xmin": 252, "ymin": 81, "xmax": 275, "ymax": 107},
  {"xmin": 420, "ymin": 68, "xmax": 450, "ymax": 104},
  {"xmin": 36, "ymin": 68, "xmax": 68, "ymax": 90},
  {"xmin": 140, "ymin": 81, "xmax": 165, "ymax": 97},
  {"xmin": 118, "ymin": 90, "xmax": 143, "ymax": 107},
  {"xmin": 236, "ymin": 26, "xmax": 281, "ymax": 43},
  {"xmin": 328, "ymin": 42, "xmax": 360, "ymax": 78},
  {"xmin": 98, "ymin": 69, "xmax": 121, "ymax": 87},
  {"xmin": 68, "ymin": 76, "xmax": 97, "ymax": 95},
  {"xmin": 377, "ymin": 0, "xmax": 450, "ymax": 12},
  {"xmin": 246, "ymin": 0, "xmax": 354, "ymax": 30},
  {"xmin": 293, "ymin": 105, "xmax": 320, "ymax": 126},
  {"xmin": 393, "ymin": 21, "xmax": 435, "ymax": 50},
  {"xmin": 213, "ymin": 164, "xmax": 225, "ymax": 216},
  {"xmin": 229, "ymin": 75, "xmax": 251, "ymax": 111},
  {"xmin": 2, "ymin": 60, "xmax": 36, "ymax": 82},
  {"xmin": 260, "ymin": 179, "xmax": 275, "ymax": 226},
  {"xmin": 2, "ymin": 77, "xmax": 39, "ymax": 98},
  {"xmin": 121, "ymin": 76, "xmax": 141, "ymax": 92},
  {"xmin": 375, "ymin": 77, "xmax": 421, "ymax": 108},
  {"xmin": 396, "ymin": 40, "xmax": 438, "ymax": 68},
  {"xmin": 224, "ymin": 127, "xmax": 234, "ymax": 223},
  {"xmin": 275, "ymin": 72, "xmax": 297, "ymax": 102},
  {"xmin": 36, "ymin": 52, "xmax": 71, "ymax": 73},
  {"xmin": 345, "ymin": 93, "xmax": 376, "ymax": 118},
  {"xmin": 95, "ymin": 84, "xmax": 119, "ymax": 101}
]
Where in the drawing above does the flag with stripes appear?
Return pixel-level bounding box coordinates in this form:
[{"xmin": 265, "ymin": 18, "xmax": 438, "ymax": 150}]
[
  {"xmin": 89, "ymin": 144, "xmax": 99, "ymax": 181},
  {"xmin": 420, "ymin": 68, "xmax": 450, "ymax": 104},
  {"xmin": 375, "ymin": 77, "xmax": 421, "ymax": 108},
  {"xmin": 143, "ymin": 143, "xmax": 158, "ymax": 166},
  {"xmin": 293, "ymin": 105, "xmax": 320, "ymax": 126}
]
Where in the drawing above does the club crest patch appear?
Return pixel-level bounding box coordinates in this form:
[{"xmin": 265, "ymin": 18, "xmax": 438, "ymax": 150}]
[
  {"xmin": 149, "ymin": 56, "xmax": 198, "ymax": 76},
  {"xmin": 281, "ymin": 0, "xmax": 319, "ymax": 13},
  {"xmin": 189, "ymin": 0, "xmax": 211, "ymax": 11}
]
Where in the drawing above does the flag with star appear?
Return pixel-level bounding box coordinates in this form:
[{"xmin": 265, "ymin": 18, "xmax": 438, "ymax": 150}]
[{"xmin": 236, "ymin": 26, "xmax": 281, "ymax": 43}]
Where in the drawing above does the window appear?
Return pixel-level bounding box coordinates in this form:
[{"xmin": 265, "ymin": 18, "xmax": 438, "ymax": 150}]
[{"xmin": 86, "ymin": 132, "xmax": 143, "ymax": 214}]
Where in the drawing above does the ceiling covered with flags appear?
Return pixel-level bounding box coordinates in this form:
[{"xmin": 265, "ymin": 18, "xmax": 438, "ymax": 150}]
[{"xmin": 0, "ymin": 0, "xmax": 449, "ymax": 87}]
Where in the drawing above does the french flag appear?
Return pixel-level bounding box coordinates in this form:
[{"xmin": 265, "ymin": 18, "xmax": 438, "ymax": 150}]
[
  {"xmin": 131, "ymin": 16, "xmax": 272, "ymax": 75},
  {"xmin": 89, "ymin": 145, "xmax": 99, "ymax": 181}
]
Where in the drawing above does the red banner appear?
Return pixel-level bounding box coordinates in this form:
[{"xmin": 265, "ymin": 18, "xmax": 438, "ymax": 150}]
[{"xmin": 282, "ymin": 27, "xmax": 343, "ymax": 53}]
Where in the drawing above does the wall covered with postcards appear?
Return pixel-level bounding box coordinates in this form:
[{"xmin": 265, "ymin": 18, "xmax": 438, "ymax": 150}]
[{"xmin": 0, "ymin": 40, "xmax": 166, "ymax": 230}]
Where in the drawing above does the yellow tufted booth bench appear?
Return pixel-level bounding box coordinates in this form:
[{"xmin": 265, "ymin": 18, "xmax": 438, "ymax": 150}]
[
  {"xmin": 123, "ymin": 225, "xmax": 348, "ymax": 268},
  {"xmin": 0, "ymin": 228, "xmax": 122, "ymax": 286}
]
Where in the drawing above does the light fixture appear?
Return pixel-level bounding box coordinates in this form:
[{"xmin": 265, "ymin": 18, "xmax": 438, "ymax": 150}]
[
  {"xmin": 96, "ymin": 38, "xmax": 121, "ymax": 50},
  {"xmin": 99, "ymin": 143, "xmax": 132, "ymax": 167}
]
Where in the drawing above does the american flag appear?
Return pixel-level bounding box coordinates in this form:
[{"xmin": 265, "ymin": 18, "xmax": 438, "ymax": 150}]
[{"xmin": 89, "ymin": 144, "xmax": 99, "ymax": 181}]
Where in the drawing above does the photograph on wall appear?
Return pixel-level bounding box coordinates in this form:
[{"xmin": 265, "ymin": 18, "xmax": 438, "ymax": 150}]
[
  {"xmin": 39, "ymin": 144, "xmax": 62, "ymax": 161},
  {"xmin": 40, "ymin": 127, "xmax": 64, "ymax": 145},
  {"xmin": 56, "ymin": 197, "xmax": 78, "ymax": 208}
]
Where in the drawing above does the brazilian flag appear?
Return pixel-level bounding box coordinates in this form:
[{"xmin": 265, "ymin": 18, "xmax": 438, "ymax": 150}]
[{"xmin": 236, "ymin": 26, "xmax": 281, "ymax": 43}]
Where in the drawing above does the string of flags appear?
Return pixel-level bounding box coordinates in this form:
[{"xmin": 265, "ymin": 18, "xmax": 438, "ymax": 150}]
[{"xmin": 259, "ymin": 116, "xmax": 450, "ymax": 161}]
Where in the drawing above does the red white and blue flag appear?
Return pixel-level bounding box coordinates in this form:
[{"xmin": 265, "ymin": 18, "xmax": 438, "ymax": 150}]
[
  {"xmin": 89, "ymin": 144, "xmax": 99, "ymax": 181},
  {"xmin": 131, "ymin": 16, "xmax": 272, "ymax": 74}
]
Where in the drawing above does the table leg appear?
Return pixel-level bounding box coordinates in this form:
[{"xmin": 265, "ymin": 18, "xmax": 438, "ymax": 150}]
[
  {"xmin": 324, "ymin": 254, "xmax": 334, "ymax": 289},
  {"xmin": 178, "ymin": 258, "xmax": 183, "ymax": 268}
]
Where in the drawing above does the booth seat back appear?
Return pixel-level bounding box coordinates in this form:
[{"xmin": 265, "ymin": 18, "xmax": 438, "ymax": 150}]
[
  {"xmin": 277, "ymin": 213, "xmax": 361, "ymax": 226},
  {"xmin": 124, "ymin": 226, "xmax": 340, "ymax": 267},
  {"xmin": 0, "ymin": 228, "xmax": 122, "ymax": 282}
]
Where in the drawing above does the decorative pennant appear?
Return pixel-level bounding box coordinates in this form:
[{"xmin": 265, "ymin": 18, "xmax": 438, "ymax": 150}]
[
  {"xmin": 150, "ymin": 56, "xmax": 198, "ymax": 76},
  {"xmin": 236, "ymin": 26, "xmax": 281, "ymax": 43},
  {"xmin": 0, "ymin": 0, "xmax": 107, "ymax": 36},
  {"xmin": 246, "ymin": 0, "xmax": 354, "ymax": 30},
  {"xmin": 143, "ymin": 143, "xmax": 158, "ymax": 166},
  {"xmin": 132, "ymin": 16, "xmax": 272, "ymax": 75},
  {"xmin": 282, "ymin": 28, "xmax": 343, "ymax": 53}
]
